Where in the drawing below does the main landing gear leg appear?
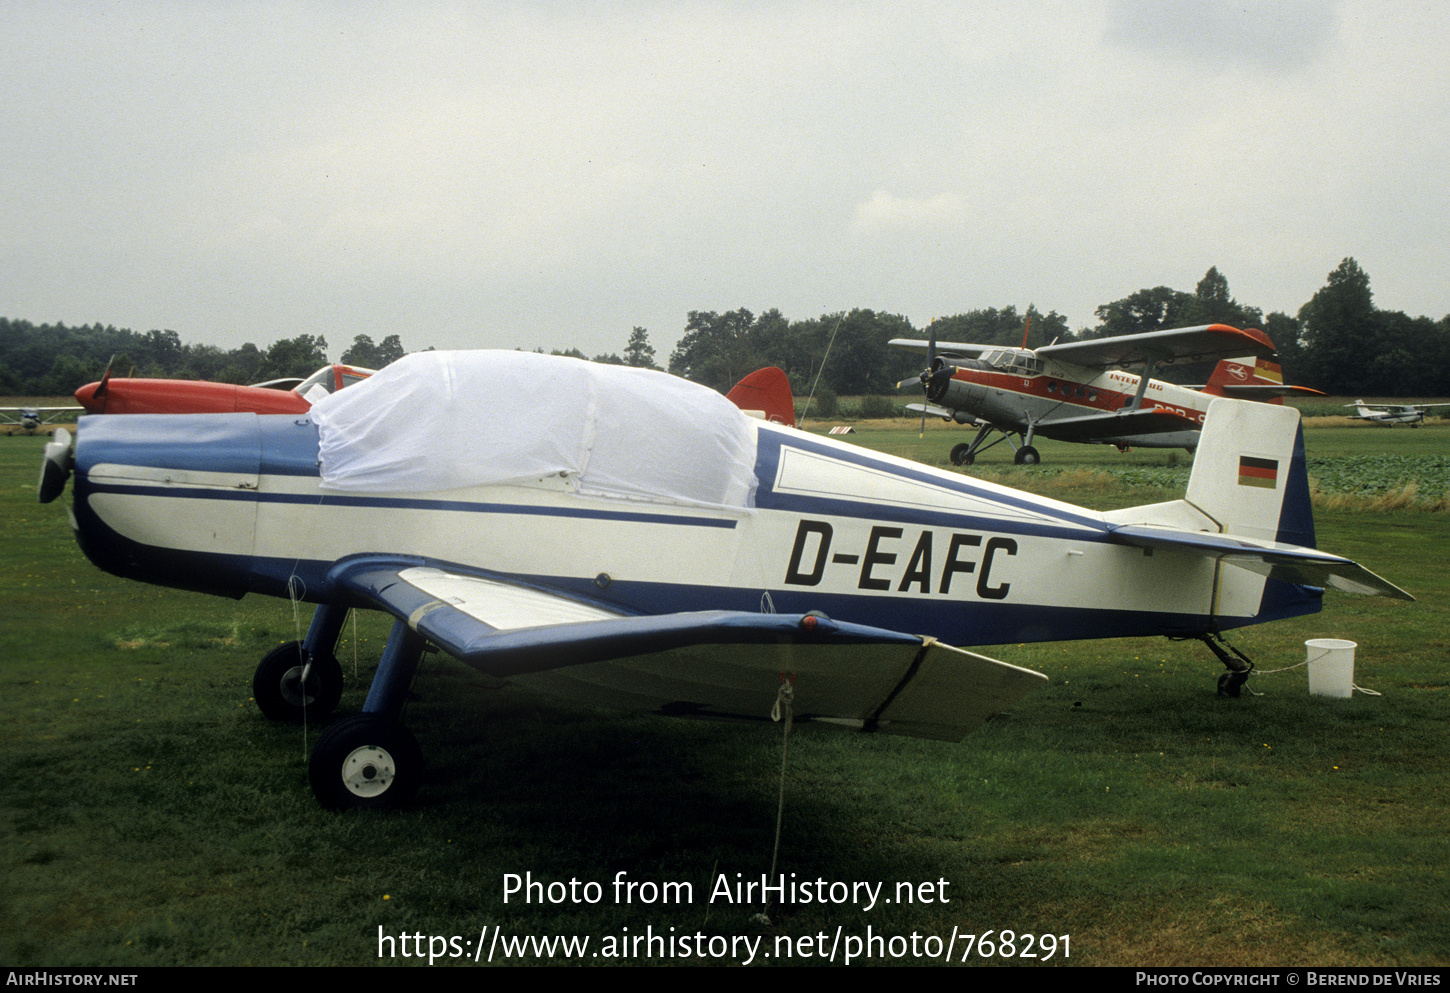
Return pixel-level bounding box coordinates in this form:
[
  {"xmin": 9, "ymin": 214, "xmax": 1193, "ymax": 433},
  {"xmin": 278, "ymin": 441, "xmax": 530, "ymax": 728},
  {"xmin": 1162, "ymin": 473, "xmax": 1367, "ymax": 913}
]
[
  {"xmin": 309, "ymin": 619, "xmax": 426, "ymax": 810},
  {"xmin": 1014, "ymin": 423, "xmax": 1041, "ymax": 466},
  {"xmin": 1183, "ymin": 633, "xmax": 1257, "ymax": 698},
  {"xmin": 251, "ymin": 604, "xmax": 347, "ymax": 723},
  {"xmin": 950, "ymin": 423, "xmax": 1000, "ymax": 466}
]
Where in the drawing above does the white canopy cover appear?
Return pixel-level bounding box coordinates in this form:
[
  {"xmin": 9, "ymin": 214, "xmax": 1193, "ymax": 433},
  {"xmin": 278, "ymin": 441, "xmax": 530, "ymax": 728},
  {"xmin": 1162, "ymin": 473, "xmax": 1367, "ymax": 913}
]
[{"xmin": 309, "ymin": 350, "xmax": 759, "ymax": 509}]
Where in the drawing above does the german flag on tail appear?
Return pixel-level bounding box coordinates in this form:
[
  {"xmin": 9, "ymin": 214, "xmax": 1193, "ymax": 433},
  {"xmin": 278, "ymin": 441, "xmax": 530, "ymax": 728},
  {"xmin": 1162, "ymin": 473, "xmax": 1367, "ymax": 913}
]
[{"xmin": 1238, "ymin": 455, "xmax": 1279, "ymax": 489}]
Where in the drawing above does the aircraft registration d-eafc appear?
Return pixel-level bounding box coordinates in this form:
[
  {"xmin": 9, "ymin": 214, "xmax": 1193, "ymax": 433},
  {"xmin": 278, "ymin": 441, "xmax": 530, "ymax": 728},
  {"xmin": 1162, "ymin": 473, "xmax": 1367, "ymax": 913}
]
[
  {"xmin": 37, "ymin": 351, "xmax": 1409, "ymax": 810},
  {"xmin": 1344, "ymin": 400, "xmax": 1450, "ymax": 427},
  {"xmin": 893, "ymin": 323, "xmax": 1320, "ymax": 465},
  {"xmin": 73, "ymin": 362, "xmax": 374, "ymax": 415}
]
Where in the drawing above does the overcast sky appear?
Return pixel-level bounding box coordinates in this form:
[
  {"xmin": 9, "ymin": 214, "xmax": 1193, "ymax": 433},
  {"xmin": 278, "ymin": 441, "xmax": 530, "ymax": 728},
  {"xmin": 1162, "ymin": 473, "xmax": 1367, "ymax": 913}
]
[{"xmin": 4, "ymin": 1, "xmax": 1446, "ymax": 360}]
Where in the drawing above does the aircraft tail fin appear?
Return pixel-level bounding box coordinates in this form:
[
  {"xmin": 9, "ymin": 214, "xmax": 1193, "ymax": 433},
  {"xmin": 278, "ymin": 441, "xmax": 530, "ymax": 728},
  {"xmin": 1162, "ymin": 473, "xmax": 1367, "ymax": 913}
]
[
  {"xmin": 1107, "ymin": 398, "xmax": 1412, "ymax": 612},
  {"xmin": 1184, "ymin": 397, "xmax": 1313, "ymax": 548},
  {"xmin": 727, "ymin": 367, "xmax": 796, "ymax": 426},
  {"xmin": 1202, "ymin": 355, "xmax": 1286, "ymax": 402}
]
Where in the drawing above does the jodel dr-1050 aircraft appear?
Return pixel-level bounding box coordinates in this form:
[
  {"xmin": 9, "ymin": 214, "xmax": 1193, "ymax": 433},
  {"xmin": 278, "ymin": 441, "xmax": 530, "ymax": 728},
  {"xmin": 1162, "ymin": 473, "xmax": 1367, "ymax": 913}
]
[
  {"xmin": 1344, "ymin": 400, "xmax": 1450, "ymax": 427},
  {"xmin": 893, "ymin": 323, "xmax": 1320, "ymax": 466},
  {"xmin": 74, "ymin": 361, "xmax": 375, "ymax": 416},
  {"xmin": 37, "ymin": 351, "xmax": 1409, "ymax": 810}
]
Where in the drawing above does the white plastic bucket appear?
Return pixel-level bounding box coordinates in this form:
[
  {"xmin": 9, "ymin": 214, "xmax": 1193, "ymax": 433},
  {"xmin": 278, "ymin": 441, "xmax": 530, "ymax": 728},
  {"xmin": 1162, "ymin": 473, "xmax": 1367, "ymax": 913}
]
[{"xmin": 1306, "ymin": 639, "xmax": 1357, "ymax": 698}]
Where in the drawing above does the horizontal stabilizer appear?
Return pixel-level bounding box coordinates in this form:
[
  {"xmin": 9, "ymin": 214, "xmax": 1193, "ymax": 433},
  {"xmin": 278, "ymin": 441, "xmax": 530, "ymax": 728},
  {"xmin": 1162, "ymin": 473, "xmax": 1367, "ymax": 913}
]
[
  {"xmin": 1108, "ymin": 524, "xmax": 1414, "ymax": 601},
  {"xmin": 1214, "ymin": 384, "xmax": 1325, "ymax": 399}
]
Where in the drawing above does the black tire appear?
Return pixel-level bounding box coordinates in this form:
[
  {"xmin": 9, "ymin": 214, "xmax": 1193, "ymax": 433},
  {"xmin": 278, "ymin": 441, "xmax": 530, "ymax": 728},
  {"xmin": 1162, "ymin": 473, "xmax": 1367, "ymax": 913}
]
[
  {"xmin": 252, "ymin": 641, "xmax": 343, "ymax": 723},
  {"xmin": 950, "ymin": 443, "xmax": 974, "ymax": 466},
  {"xmin": 310, "ymin": 714, "xmax": 423, "ymax": 810},
  {"xmin": 1014, "ymin": 446, "xmax": 1040, "ymax": 466}
]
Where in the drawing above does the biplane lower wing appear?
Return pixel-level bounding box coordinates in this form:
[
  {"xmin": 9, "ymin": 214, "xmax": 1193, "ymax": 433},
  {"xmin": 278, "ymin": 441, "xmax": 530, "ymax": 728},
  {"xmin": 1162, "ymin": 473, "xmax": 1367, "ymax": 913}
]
[
  {"xmin": 1035, "ymin": 406, "xmax": 1201, "ymax": 441},
  {"xmin": 330, "ymin": 556, "xmax": 1048, "ymax": 740}
]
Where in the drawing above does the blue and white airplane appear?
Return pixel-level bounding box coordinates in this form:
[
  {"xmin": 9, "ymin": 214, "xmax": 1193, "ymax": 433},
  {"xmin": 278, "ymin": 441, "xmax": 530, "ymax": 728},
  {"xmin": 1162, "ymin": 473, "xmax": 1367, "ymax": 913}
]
[{"xmin": 37, "ymin": 351, "xmax": 1410, "ymax": 810}]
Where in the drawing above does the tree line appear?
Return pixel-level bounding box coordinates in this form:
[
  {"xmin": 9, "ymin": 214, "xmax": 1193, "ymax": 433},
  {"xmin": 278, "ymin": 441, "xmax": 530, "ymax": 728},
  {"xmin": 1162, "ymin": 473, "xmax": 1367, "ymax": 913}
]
[{"xmin": 3, "ymin": 259, "xmax": 1445, "ymax": 399}]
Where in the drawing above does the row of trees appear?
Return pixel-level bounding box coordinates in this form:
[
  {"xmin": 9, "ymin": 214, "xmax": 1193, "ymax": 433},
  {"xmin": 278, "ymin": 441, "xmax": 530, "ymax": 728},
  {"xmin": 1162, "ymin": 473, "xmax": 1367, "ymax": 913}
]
[{"xmin": 3, "ymin": 259, "xmax": 1446, "ymax": 399}]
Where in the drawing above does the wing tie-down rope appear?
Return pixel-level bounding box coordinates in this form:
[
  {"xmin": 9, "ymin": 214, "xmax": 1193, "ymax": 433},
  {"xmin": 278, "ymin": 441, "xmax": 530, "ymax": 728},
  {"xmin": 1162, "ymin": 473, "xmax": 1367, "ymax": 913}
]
[{"xmin": 753, "ymin": 674, "xmax": 795, "ymax": 926}]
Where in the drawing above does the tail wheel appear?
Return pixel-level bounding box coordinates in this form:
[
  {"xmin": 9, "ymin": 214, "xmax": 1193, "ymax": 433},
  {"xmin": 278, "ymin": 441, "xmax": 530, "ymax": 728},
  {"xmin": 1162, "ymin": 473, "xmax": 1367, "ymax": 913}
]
[
  {"xmin": 310, "ymin": 714, "xmax": 423, "ymax": 810},
  {"xmin": 252, "ymin": 641, "xmax": 344, "ymax": 723}
]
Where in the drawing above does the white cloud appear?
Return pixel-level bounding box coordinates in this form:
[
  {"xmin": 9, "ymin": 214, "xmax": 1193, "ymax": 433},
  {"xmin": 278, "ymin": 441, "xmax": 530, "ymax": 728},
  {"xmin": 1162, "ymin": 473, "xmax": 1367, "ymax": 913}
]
[{"xmin": 852, "ymin": 191, "xmax": 966, "ymax": 233}]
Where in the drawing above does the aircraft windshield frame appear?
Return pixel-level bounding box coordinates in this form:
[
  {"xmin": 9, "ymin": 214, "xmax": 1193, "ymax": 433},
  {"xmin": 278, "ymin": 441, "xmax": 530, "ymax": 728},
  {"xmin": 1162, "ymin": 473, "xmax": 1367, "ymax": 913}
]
[
  {"xmin": 983, "ymin": 349, "xmax": 1041, "ymax": 374},
  {"xmin": 294, "ymin": 366, "xmax": 338, "ymax": 396}
]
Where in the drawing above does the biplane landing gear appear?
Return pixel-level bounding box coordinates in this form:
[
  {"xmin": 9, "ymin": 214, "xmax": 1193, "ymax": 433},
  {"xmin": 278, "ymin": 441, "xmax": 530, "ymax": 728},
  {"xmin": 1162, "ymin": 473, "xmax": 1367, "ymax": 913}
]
[
  {"xmin": 950, "ymin": 443, "xmax": 975, "ymax": 466},
  {"xmin": 309, "ymin": 714, "xmax": 422, "ymax": 810},
  {"xmin": 1013, "ymin": 446, "xmax": 1040, "ymax": 466},
  {"xmin": 252, "ymin": 641, "xmax": 343, "ymax": 723}
]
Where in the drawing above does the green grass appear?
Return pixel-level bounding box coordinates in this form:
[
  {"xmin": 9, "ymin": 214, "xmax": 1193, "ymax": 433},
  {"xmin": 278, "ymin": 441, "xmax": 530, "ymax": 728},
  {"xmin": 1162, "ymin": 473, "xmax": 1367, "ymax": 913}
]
[{"xmin": 1, "ymin": 425, "xmax": 1447, "ymax": 967}]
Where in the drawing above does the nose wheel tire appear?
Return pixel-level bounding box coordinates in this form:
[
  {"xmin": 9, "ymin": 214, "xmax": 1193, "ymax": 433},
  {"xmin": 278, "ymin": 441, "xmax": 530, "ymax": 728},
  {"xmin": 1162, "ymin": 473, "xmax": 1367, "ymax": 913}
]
[
  {"xmin": 252, "ymin": 641, "xmax": 344, "ymax": 723},
  {"xmin": 310, "ymin": 714, "xmax": 423, "ymax": 810}
]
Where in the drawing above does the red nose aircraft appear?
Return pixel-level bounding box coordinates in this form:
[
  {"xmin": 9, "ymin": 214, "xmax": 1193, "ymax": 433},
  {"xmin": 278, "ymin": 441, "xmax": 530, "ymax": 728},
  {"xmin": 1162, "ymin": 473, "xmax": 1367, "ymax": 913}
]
[{"xmin": 75, "ymin": 363, "xmax": 374, "ymax": 415}]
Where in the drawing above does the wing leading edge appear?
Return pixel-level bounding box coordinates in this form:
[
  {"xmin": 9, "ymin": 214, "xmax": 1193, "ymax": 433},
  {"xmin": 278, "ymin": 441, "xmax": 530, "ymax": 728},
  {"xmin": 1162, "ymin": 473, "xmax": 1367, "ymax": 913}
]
[{"xmin": 330, "ymin": 557, "xmax": 1048, "ymax": 740}]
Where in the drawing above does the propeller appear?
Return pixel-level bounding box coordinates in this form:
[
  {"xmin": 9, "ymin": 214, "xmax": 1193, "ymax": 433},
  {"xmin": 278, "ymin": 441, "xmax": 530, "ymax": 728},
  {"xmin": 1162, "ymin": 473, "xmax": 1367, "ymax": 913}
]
[
  {"xmin": 918, "ymin": 325, "xmax": 938, "ymax": 436},
  {"xmin": 38, "ymin": 428, "xmax": 73, "ymax": 504},
  {"xmin": 90, "ymin": 355, "xmax": 116, "ymax": 413}
]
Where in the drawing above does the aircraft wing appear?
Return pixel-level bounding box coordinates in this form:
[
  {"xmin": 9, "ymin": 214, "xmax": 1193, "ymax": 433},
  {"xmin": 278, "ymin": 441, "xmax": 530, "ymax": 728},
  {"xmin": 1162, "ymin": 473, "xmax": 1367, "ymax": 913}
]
[
  {"xmin": 1107, "ymin": 525, "xmax": 1415, "ymax": 600},
  {"xmin": 888, "ymin": 338, "xmax": 993, "ymax": 361},
  {"xmin": 1036, "ymin": 324, "xmax": 1278, "ymax": 368},
  {"xmin": 331, "ymin": 558, "xmax": 1047, "ymax": 740},
  {"xmin": 906, "ymin": 402, "xmax": 963, "ymax": 421},
  {"xmin": 0, "ymin": 406, "xmax": 82, "ymax": 424},
  {"xmin": 1034, "ymin": 406, "xmax": 1201, "ymax": 441}
]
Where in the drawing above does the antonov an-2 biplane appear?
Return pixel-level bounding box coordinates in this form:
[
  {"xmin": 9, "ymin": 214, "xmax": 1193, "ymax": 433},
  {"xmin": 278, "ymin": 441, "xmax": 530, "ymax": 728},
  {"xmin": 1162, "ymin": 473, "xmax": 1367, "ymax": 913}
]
[
  {"xmin": 893, "ymin": 323, "xmax": 1320, "ymax": 465},
  {"xmin": 37, "ymin": 351, "xmax": 1408, "ymax": 810}
]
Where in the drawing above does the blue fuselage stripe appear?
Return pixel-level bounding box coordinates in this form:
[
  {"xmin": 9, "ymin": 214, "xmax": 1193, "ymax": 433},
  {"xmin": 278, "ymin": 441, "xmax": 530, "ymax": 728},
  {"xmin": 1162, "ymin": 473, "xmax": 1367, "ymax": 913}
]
[{"xmin": 85, "ymin": 482, "xmax": 739, "ymax": 529}]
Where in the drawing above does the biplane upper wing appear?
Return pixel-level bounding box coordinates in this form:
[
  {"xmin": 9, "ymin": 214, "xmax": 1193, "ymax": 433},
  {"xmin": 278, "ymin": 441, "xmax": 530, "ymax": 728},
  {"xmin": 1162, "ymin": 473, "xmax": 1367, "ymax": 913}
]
[
  {"xmin": 330, "ymin": 557, "xmax": 1048, "ymax": 740},
  {"xmin": 1036, "ymin": 324, "xmax": 1278, "ymax": 368},
  {"xmin": 887, "ymin": 338, "xmax": 994, "ymax": 361}
]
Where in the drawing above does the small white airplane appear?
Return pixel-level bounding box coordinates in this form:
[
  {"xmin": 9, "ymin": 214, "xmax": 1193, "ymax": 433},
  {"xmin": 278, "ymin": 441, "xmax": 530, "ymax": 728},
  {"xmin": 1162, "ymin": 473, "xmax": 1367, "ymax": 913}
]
[
  {"xmin": 1, "ymin": 405, "xmax": 81, "ymax": 433},
  {"xmin": 893, "ymin": 323, "xmax": 1321, "ymax": 465},
  {"xmin": 1344, "ymin": 400, "xmax": 1450, "ymax": 427},
  {"xmin": 37, "ymin": 351, "xmax": 1409, "ymax": 810}
]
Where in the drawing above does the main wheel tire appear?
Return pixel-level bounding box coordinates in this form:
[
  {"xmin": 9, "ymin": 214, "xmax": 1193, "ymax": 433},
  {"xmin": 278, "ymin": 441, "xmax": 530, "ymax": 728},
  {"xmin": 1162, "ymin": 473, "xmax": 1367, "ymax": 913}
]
[
  {"xmin": 252, "ymin": 641, "xmax": 344, "ymax": 723},
  {"xmin": 950, "ymin": 443, "xmax": 974, "ymax": 466},
  {"xmin": 1014, "ymin": 445, "xmax": 1040, "ymax": 466},
  {"xmin": 310, "ymin": 714, "xmax": 423, "ymax": 810}
]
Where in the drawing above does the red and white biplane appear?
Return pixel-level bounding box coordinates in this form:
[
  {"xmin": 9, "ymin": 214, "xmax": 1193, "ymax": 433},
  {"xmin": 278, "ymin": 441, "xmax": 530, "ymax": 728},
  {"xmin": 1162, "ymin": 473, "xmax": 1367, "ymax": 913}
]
[{"xmin": 893, "ymin": 323, "xmax": 1320, "ymax": 465}]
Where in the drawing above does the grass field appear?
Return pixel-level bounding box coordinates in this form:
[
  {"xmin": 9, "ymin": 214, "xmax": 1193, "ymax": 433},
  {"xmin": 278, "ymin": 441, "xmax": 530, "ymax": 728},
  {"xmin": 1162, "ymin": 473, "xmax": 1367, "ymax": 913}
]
[{"xmin": 1, "ymin": 416, "xmax": 1446, "ymax": 967}]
